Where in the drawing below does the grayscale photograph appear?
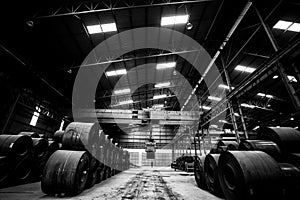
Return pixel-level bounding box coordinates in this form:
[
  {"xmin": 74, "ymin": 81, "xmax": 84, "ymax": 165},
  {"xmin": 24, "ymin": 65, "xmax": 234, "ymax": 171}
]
[{"xmin": 0, "ymin": 0, "xmax": 299, "ymax": 199}]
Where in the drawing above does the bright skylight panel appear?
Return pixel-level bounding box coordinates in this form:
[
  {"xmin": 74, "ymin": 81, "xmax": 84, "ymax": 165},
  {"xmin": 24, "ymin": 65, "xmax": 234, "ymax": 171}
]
[
  {"xmin": 119, "ymin": 99, "xmax": 133, "ymax": 105},
  {"xmin": 114, "ymin": 88, "xmax": 131, "ymax": 95},
  {"xmin": 201, "ymin": 106, "xmax": 211, "ymax": 110},
  {"xmin": 87, "ymin": 25, "xmax": 102, "ymax": 34},
  {"xmin": 208, "ymin": 96, "xmax": 221, "ymax": 101},
  {"xmin": 241, "ymin": 103, "xmax": 255, "ymax": 108},
  {"xmin": 155, "ymin": 82, "xmax": 171, "ymax": 88},
  {"xmin": 161, "ymin": 16, "xmax": 176, "ymax": 26},
  {"xmin": 156, "ymin": 62, "xmax": 176, "ymax": 70},
  {"xmin": 235, "ymin": 65, "xmax": 256, "ymax": 73},
  {"xmin": 273, "ymin": 20, "xmax": 292, "ymax": 30},
  {"xmin": 106, "ymin": 71, "xmax": 117, "ymax": 76},
  {"xmin": 106, "ymin": 69, "xmax": 127, "ymax": 76},
  {"xmin": 161, "ymin": 15, "xmax": 189, "ymax": 26},
  {"xmin": 175, "ymin": 15, "xmax": 189, "ymax": 24},
  {"xmin": 101, "ymin": 23, "xmax": 117, "ymax": 32},
  {"xmin": 115, "ymin": 69, "xmax": 127, "ymax": 75},
  {"xmin": 218, "ymin": 84, "xmax": 234, "ymax": 90},
  {"xmin": 288, "ymin": 23, "xmax": 300, "ymax": 32},
  {"xmin": 153, "ymin": 94, "xmax": 167, "ymax": 99},
  {"xmin": 30, "ymin": 111, "xmax": 40, "ymax": 126}
]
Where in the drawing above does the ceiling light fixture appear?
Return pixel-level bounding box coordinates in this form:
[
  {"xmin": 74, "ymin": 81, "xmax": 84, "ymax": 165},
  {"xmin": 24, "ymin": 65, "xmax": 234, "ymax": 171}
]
[{"xmin": 186, "ymin": 22, "xmax": 193, "ymax": 30}]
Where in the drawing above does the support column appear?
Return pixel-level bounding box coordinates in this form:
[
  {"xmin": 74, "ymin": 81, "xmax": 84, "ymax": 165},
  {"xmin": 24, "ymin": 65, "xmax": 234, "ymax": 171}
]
[
  {"xmin": 221, "ymin": 56, "xmax": 240, "ymax": 142},
  {"xmin": 171, "ymin": 144, "xmax": 175, "ymax": 162},
  {"xmin": 237, "ymin": 101, "xmax": 248, "ymax": 139}
]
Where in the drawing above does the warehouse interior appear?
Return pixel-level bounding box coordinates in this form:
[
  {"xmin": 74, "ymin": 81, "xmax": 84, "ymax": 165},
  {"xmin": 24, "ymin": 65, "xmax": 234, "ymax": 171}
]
[{"xmin": 0, "ymin": 0, "xmax": 300, "ymax": 199}]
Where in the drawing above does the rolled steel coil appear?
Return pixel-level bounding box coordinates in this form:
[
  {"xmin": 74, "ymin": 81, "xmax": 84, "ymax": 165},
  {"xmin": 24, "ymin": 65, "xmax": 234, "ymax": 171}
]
[
  {"xmin": 257, "ymin": 127, "xmax": 300, "ymax": 154},
  {"xmin": 194, "ymin": 155, "xmax": 207, "ymax": 189},
  {"xmin": 18, "ymin": 132, "xmax": 40, "ymax": 138},
  {"xmin": 85, "ymin": 157, "xmax": 99, "ymax": 189},
  {"xmin": 278, "ymin": 163, "xmax": 300, "ymax": 199},
  {"xmin": 13, "ymin": 156, "xmax": 33, "ymax": 181},
  {"xmin": 46, "ymin": 140, "xmax": 60, "ymax": 159},
  {"xmin": 41, "ymin": 150, "xmax": 89, "ymax": 195},
  {"xmin": 0, "ymin": 135, "xmax": 32, "ymax": 157},
  {"xmin": 0, "ymin": 156, "xmax": 10, "ymax": 185},
  {"xmin": 218, "ymin": 151, "xmax": 283, "ymax": 200},
  {"xmin": 217, "ymin": 140, "xmax": 238, "ymax": 149},
  {"xmin": 204, "ymin": 154, "xmax": 223, "ymax": 196},
  {"xmin": 238, "ymin": 140, "xmax": 283, "ymax": 161},
  {"xmin": 62, "ymin": 122, "xmax": 100, "ymax": 157},
  {"xmin": 32, "ymin": 138, "xmax": 49, "ymax": 159},
  {"xmin": 286, "ymin": 153, "xmax": 300, "ymax": 168},
  {"xmin": 53, "ymin": 130, "xmax": 65, "ymax": 143},
  {"xmin": 95, "ymin": 166, "xmax": 102, "ymax": 184}
]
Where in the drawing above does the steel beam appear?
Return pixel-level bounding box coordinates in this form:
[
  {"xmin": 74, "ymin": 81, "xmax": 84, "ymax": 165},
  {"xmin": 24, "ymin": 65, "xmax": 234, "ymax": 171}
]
[
  {"xmin": 33, "ymin": 0, "xmax": 212, "ymax": 19},
  {"xmin": 255, "ymin": 4, "xmax": 300, "ymax": 111},
  {"xmin": 182, "ymin": 1, "xmax": 252, "ymax": 109},
  {"xmin": 203, "ymin": 35, "xmax": 300, "ymax": 121}
]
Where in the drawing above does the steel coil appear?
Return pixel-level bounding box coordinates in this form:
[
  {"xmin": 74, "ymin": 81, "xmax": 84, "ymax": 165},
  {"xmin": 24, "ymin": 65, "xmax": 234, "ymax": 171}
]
[
  {"xmin": 0, "ymin": 135, "xmax": 32, "ymax": 157},
  {"xmin": 278, "ymin": 163, "xmax": 300, "ymax": 199},
  {"xmin": 204, "ymin": 154, "xmax": 223, "ymax": 196},
  {"xmin": 218, "ymin": 151, "xmax": 283, "ymax": 200},
  {"xmin": 53, "ymin": 130, "xmax": 65, "ymax": 143},
  {"xmin": 258, "ymin": 127, "xmax": 300, "ymax": 154},
  {"xmin": 62, "ymin": 122, "xmax": 100, "ymax": 157},
  {"xmin": 41, "ymin": 150, "xmax": 90, "ymax": 195},
  {"xmin": 238, "ymin": 140, "xmax": 283, "ymax": 161},
  {"xmin": 194, "ymin": 155, "xmax": 207, "ymax": 189},
  {"xmin": 18, "ymin": 132, "xmax": 40, "ymax": 138}
]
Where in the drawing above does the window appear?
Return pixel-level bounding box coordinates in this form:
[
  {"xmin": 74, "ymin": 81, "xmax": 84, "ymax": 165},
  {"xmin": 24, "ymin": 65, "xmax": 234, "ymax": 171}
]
[{"xmin": 30, "ymin": 106, "xmax": 40, "ymax": 126}]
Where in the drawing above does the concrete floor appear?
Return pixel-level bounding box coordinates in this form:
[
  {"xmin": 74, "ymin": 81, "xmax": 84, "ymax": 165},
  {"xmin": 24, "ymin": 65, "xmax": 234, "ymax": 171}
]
[{"xmin": 0, "ymin": 167, "xmax": 223, "ymax": 200}]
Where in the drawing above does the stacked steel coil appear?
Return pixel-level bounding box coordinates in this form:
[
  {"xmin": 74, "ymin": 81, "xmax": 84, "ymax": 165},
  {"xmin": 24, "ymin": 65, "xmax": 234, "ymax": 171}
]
[
  {"xmin": 0, "ymin": 133, "xmax": 60, "ymax": 187},
  {"xmin": 41, "ymin": 122, "xmax": 130, "ymax": 196},
  {"xmin": 193, "ymin": 127, "xmax": 300, "ymax": 200}
]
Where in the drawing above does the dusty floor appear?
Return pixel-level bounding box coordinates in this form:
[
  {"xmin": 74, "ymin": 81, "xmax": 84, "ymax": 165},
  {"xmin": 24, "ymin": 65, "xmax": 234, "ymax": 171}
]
[{"xmin": 0, "ymin": 167, "xmax": 223, "ymax": 200}]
